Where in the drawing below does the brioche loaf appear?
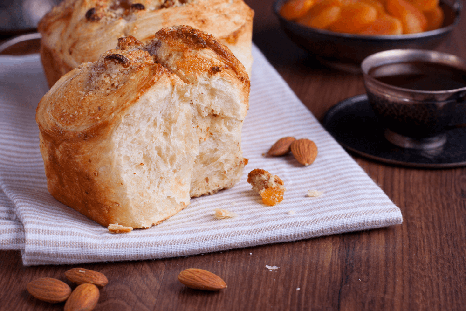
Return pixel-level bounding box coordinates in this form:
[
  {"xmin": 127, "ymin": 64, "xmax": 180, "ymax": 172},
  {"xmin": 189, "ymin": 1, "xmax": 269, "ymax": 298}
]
[
  {"xmin": 36, "ymin": 26, "xmax": 250, "ymax": 229},
  {"xmin": 38, "ymin": 0, "xmax": 254, "ymax": 87}
]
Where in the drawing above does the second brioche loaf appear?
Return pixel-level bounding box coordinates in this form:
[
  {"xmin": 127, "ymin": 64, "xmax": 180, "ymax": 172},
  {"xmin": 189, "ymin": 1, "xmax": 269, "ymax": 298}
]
[{"xmin": 38, "ymin": 0, "xmax": 254, "ymax": 87}]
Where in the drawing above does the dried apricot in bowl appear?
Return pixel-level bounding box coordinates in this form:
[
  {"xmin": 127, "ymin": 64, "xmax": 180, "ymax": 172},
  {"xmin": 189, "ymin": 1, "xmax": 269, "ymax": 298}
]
[
  {"xmin": 385, "ymin": 0, "xmax": 427, "ymax": 34},
  {"xmin": 328, "ymin": 2, "xmax": 379, "ymax": 34},
  {"xmin": 274, "ymin": 0, "xmax": 461, "ymax": 68},
  {"xmin": 279, "ymin": 0, "xmax": 446, "ymax": 35},
  {"xmin": 359, "ymin": 0, "xmax": 386, "ymax": 15},
  {"xmin": 280, "ymin": 0, "xmax": 318, "ymax": 20},
  {"xmin": 296, "ymin": 0, "xmax": 343, "ymax": 29},
  {"xmin": 424, "ymin": 5, "xmax": 445, "ymax": 30},
  {"xmin": 358, "ymin": 14, "xmax": 403, "ymax": 35},
  {"xmin": 409, "ymin": 0, "xmax": 439, "ymax": 11}
]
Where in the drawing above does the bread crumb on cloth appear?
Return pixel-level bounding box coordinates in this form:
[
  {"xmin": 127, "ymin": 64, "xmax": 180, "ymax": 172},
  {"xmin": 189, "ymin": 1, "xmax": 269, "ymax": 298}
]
[
  {"xmin": 247, "ymin": 169, "xmax": 286, "ymax": 206},
  {"xmin": 108, "ymin": 223, "xmax": 133, "ymax": 233},
  {"xmin": 213, "ymin": 208, "xmax": 237, "ymax": 219},
  {"xmin": 307, "ymin": 190, "xmax": 323, "ymax": 197}
]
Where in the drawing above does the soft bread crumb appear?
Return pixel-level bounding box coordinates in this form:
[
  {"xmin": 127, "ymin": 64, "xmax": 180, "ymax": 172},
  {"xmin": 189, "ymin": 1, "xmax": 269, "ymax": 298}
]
[
  {"xmin": 266, "ymin": 265, "xmax": 279, "ymax": 270},
  {"xmin": 307, "ymin": 190, "xmax": 323, "ymax": 197},
  {"xmin": 247, "ymin": 169, "xmax": 286, "ymax": 206},
  {"xmin": 108, "ymin": 223, "xmax": 133, "ymax": 233},
  {"xmin": 288, "ymin": 210, "xmax": 296, "ymax": 215},
  {"xmin": 213, "ymin": 208, "xmax": 237, "ymax": 219}
]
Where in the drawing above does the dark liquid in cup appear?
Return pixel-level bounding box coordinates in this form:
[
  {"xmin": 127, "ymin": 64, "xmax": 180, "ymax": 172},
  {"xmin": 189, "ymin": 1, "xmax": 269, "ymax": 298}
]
[{"xmin": 369, "ymin": 62, "xmax": 466, "ymax": 91}]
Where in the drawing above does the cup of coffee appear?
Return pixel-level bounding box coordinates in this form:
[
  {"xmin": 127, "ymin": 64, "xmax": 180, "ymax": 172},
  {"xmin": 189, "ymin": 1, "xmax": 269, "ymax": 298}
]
[{"xmin": 362, "ymin": 49, "xmax": 466, "ymax": 150}]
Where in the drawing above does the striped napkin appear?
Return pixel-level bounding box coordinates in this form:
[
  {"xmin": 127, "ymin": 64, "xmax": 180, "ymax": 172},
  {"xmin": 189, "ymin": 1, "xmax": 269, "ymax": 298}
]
[{"xmin": 0, "ymin": 45, "xmax": 402, "ymax": 266}]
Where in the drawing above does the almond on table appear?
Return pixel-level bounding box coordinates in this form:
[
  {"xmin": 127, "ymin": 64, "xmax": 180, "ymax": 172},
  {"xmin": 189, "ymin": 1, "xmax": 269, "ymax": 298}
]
[
  {"xmin": 178, "ymin": 268, "xmax": 227, "ymax": 291},
  {"xmin": 65, "ymin": 268, "xmax": 109, "ymax": 288},
  {"xmin": 26, "ymin": 277, "xmax": 72, "ymax": 304},
  {"xmin": 64, "ymin": 283, "xmax": 100, "ymax": 311}
]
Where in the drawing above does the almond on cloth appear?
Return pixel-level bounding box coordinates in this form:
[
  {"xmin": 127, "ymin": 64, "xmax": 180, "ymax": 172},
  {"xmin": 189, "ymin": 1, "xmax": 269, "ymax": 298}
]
[
  {"xmin": 247, "ymin": 168, "xmax": 286, "ymax": 206},
  {"xmin": 65, "ymin": 268, "xmax": 109, "ymax": 288},
  {"xmin": 290, "ymin": 138, "xmax": 318, "ymax": 166},
  {"xmin": 267, "ymin": 137, "xmax": 296, "ymax": 156},
  {"xmin": 178, "ymin": 268, "xmax": 227, "ymax": 291},
  {"xmin": 26, "ymin": 277, "xmax": 71, "ymax": 303},
  {"xmin": 64, "ymin": 283, "xmax": 100, "ymax": 311}
]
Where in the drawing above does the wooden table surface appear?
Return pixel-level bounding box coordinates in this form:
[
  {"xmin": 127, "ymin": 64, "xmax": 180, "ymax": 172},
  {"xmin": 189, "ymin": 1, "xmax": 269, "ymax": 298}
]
[{"xmin": 1, "ymin": 1, "xmax": 465, "ymax": 310}]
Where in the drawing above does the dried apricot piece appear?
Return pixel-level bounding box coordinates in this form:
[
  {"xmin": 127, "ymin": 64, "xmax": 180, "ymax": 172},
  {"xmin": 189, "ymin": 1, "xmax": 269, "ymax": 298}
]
[
  {"xmin": 260, "ymin": 187, "xmax": 286, "ymax": 206},
  {"xmin": 408, "ymin": 0, "xmax": 438, "ymax": 11},
  {"xmin": 385, "ymin": 0, "xmax": 427, "ymax": 34},
  {"xmin": 360, "ymin": 0, "xmax": 386, "ymax": 15},
  {"xmin": 340, "ymin": 0, "xmax": 359, "ymax": 4},
  {"xmin": 424, "ymin": 5, "xmax": 444, "ymax": 31},
  {"xmin": 358, "ymin": 14, "xmax": 403, "ymax": 35},
  {"xmin": 297, "ymin": 0, "xmax": 343, "ymax": 29},
  {"xmin": 280, "ymin": 0, "xmax": 319, "ymax": 20},
  {"xmin": 297, "ymin": 6, "xmax": 342, "ymax": 29},
  {"xmin": 328, "ymin": 2, "xmax": 378, "ymax": 34}
]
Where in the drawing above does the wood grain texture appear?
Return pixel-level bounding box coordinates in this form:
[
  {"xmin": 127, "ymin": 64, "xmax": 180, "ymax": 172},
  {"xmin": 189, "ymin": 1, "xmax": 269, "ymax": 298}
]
[{"xmin": 1, "ymin": 0, "xmax": 465, "ymax": 309}]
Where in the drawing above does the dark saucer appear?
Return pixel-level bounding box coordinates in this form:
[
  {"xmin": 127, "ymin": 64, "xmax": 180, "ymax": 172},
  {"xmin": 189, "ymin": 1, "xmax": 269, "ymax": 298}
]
[{"xmin": 322, "ymin": 94, "xmax": 466, "ymax": 168}]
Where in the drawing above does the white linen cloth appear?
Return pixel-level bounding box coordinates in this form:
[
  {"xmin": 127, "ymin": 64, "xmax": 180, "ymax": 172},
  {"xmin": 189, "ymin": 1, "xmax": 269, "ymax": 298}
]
[{"xmin": 0, "ymin": 45, "xmax": 402, "ymax": 266}]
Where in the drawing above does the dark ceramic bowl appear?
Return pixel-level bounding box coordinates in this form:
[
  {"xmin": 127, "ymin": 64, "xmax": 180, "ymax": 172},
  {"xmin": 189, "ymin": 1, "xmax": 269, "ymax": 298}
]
[{"xmin": 273, "ymin": 0, "xmax": 462, "ymax": 72}]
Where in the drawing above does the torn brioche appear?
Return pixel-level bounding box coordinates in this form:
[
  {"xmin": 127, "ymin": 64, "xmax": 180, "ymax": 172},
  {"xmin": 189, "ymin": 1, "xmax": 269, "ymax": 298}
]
[
  {"xmin": 38, "ymin": 0, "xmax": 254, "ymax": 87},
  {"xmin": 36, "ymin": 26, "xmax": 250, "ymax": 229}
]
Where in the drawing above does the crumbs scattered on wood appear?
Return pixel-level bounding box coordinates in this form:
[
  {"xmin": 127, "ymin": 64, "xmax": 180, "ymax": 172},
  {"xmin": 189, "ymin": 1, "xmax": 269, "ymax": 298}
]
[{"xmin": 266, "ymin": 265, "xmax": 279, "ymax": 271}]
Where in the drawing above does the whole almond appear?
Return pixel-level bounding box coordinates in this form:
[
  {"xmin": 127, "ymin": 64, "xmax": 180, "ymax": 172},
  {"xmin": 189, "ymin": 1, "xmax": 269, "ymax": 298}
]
[
  {"xmin": 64, "ymin": 283, "xmax": 100, "ymax": 311},
  {"xmin": 290, "ymin": 138, "xmax": 318, "ymax": 166},
  {"xmin": 267, "ymin": 137, "xmax": 296, "ymax": 156},
  {"xmin": 178, "ymin": 268, "xmax": 227, "ymax": 291},
  {"xmin": 65, "ymin": 268, "xmax": 108, "ymax": 288},
  {"xmin": 26, "ymin": 277, "xmax": 71, "ymax": 303}
]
